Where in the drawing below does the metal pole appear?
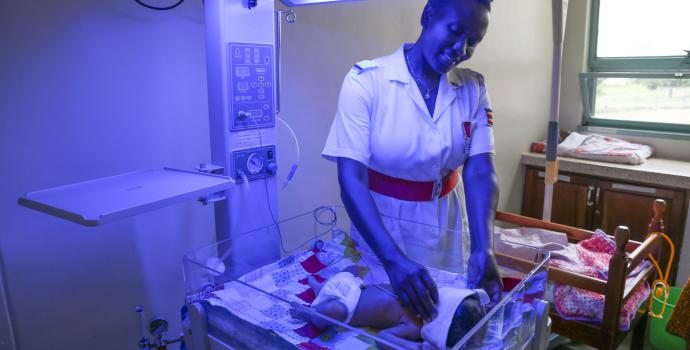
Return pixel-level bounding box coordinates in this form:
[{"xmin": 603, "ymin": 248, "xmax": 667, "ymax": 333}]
[{"xmin": 543, "ymin": 0, "xmax": 568, "ymax": 221}]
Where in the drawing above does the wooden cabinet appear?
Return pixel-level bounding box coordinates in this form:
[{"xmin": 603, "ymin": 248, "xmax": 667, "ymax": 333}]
[
  {"xmin": 522, "ymin": 165, "xmax": 687, "ymax": 283},
  {"xmin": 522, "ymin": 168, "xmax": 595, "ymax": 228}
]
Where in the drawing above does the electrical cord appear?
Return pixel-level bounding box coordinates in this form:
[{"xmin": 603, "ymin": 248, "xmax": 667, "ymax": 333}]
[
  {"xmin": 243, "ymin": 113, "xmax": 303, "ymax": 252},
  {"xmin": 245, "ymin": 114, "xmax": 284, "ymax": 252},
  {"xmin": 134, "ymin": 0, "xmax": 185, "ymax": 10},
  {"xmin": 645, "ymin": 231, "xmax": 675, "ymax": 319},
  {"xmin": 276, "ymin": 116, "xmax": 300, "ymax": 190}
]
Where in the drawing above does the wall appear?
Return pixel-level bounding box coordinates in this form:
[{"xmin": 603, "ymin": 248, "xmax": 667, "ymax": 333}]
[
  {"xmin": 277, "ymin": 0, "xmax": 554, "ymax": 217},
  {"xmin": 0, "ymin": 0, "xmax": 554, "ymax": 349},
  {"xmin": 0, "ymin": 1, "xmax": 214, "ymax": 349},
  {"xmin": 559, "ymin": 0, "xmax": 690, "ymax": 284}
]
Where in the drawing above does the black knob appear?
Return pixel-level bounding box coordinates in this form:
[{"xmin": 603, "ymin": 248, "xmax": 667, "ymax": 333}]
[{"xmin": 247, "ymin": 0, "xmax": 257, "ymax": 9}]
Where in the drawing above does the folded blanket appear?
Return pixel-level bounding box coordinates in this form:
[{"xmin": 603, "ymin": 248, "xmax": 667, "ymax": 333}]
[
  {"xmin": 494, "ymin": 226, "xmax": 578, "ymax": 263},
  {"xmin": 557, "ymin": 132, "xmax": 653, "ymax": 165}
]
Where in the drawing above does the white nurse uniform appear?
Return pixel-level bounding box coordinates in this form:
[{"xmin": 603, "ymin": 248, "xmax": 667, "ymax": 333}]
[{"xmin": 322, "ymin": 44, "xmax": 495, "ymax": 273}]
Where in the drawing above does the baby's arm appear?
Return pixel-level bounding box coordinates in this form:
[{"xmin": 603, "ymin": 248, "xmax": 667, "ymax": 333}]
[{"xmin": 376, "ymin": 321, "xmax": 423, "ymax": 350}]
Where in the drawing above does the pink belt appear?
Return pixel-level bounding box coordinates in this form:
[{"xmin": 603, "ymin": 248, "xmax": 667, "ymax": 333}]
[{"xmin": 367, "ymin": 168, "xmax": 459, "ymax": 202}]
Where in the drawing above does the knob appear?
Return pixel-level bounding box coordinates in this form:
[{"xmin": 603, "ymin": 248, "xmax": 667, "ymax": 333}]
[
  {"xmin": 266, "ymin": 162, "xmax": 277, "ymax": 175},
  {"xmin": 149, "ymin": 317, "xmax": 169, "ymax": 337},
  {"xmin": 238, "ymin": 111, "xmax": 251, "ymax": 120}
]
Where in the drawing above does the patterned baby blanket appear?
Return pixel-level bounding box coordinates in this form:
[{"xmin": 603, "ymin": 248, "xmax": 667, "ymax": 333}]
[
  {"xmin": 204, "ymin": 228, "xmax": 467, "ymax": 350},
  {"xmin": 550, "ymin": 230, "xmax": 651, "ymax": 331}
]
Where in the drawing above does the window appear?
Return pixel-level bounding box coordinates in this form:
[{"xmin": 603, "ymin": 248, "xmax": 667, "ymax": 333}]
[{"xmin": 582, "ymin": 0, "xmax": 690, "ymax": 134}]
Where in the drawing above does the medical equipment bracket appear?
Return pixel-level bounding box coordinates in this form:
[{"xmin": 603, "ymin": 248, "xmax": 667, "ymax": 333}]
[{"xmin": 17, "ymin": 168, "xmax": 234, "ymax": 226}]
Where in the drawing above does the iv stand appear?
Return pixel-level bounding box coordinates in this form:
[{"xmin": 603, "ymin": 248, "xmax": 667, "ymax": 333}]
[{"xmin": 542, "ymin": 0, "xmax": 568, "ymax": 222}]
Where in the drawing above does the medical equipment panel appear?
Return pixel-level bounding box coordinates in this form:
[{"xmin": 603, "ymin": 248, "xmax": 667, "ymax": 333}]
[
  {"xmin": 229, "ymin": 43, "xmax": 275, "ymax": 131},
  {"xmin": 232, "ymin": 145, "xmax": 276, "ymax": 182}
]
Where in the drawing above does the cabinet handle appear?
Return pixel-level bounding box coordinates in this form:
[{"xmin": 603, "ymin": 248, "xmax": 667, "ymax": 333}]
[
  {"xmin": 586, "ymin": 186, "xmax": 595, "ymax": 206},
  {"xmin": 594, "ymin": 187, "xmax": 601, "ymax": 206},
  {"xmin": 611, "ymin": 183, "xmax": 656, "ymax": 194}
]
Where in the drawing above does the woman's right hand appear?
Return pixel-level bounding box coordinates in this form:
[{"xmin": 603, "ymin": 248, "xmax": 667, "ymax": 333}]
[{"xmin": 384, "ymin": 255, "xmax": 439, "ymax": 322}]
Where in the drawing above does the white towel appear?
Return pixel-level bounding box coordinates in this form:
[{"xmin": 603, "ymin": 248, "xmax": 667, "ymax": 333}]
[
  {"xmin": 557, "ymin": 132, "xmax": 652, "ymax": 165},
  {"xmin": 494, "ymin": 227, "xmax": 578, "ymax": 263}
]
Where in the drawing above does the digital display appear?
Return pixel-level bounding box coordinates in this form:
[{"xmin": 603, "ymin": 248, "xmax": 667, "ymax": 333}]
[{"xmin": 236, "ymin": 67, "xmax": 250, "ymax": 77}]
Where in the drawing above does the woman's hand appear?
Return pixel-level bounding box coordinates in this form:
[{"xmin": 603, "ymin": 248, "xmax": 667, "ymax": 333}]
[
  {"xmin": 384, "ymin": 255, "xmax": 439, "ymax": 321},
  {"xmin": 467, "ymin": 250, "xmax": 503, "ymax": 303}
]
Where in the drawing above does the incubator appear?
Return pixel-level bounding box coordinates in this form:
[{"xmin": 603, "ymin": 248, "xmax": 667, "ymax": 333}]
[{"xmin": 182, "ymin": 206, "xmax": 551, "ymax": 350}]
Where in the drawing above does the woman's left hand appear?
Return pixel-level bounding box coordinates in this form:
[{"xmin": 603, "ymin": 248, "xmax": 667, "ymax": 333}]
[{"xmin": 467, "ymin": 250, "xmax": 503, "ymax": 303}]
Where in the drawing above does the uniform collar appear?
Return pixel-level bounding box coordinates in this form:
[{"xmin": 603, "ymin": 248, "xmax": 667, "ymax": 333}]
[{"xmin": 384, "ymin": 44, "xmax": 464, "ymax": 89}]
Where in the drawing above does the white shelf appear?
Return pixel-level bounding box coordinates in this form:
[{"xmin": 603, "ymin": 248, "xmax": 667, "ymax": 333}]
[{"xmin": 18, "ymin": 168, "xmax": 234, "ymax": 226}]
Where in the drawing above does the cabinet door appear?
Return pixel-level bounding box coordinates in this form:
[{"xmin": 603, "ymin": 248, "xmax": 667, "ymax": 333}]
[
  {"xmin": 593, "ymin": 180, "xmax": 686, "ymax": 283},
  {"xmin": 522, "ymin": 167, "xmax": 596, "ymax": 229}
]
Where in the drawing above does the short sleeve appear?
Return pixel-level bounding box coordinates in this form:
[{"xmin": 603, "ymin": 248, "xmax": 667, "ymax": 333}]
[
  {"xmin": 469, "ymin": 80, "xmax": 495, "ymax": 157},
  {"xmin": 321, "ymin": 70, "xmax": 373, "ymax": 166}
]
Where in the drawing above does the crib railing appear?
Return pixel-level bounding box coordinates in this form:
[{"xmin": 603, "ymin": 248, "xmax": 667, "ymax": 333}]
[{"xmin": 493, "ymin": 198, "xmax": 666, "ymax": 350}]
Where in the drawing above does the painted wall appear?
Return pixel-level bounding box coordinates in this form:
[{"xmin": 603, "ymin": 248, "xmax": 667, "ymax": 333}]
[
  {"xmin": 559, "ymin": 0, "xmax": 690, "ymax": 285},
  {"xmin": 277, "ymin": 0, "xmax": 554, "ymax": 217},
  {"xmin": 0, "ymin": 1, "xmax": 214, "ymax": 349},
  {"xmin": 0, "ymin": 0, "xmax": 553, "ymax": 349}
]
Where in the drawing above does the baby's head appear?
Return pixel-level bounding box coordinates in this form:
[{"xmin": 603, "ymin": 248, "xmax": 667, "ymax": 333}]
[
  {"xmin": 421, "ymin": 288, "xmax": 488, "ymax": 349},
  {"xmin": 445, "ymin": 295, "xmax": 486, "ymax": 347}
]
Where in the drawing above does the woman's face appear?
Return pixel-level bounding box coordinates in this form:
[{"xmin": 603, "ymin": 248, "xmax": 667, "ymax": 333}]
[{"xmin": 420, "ymin": 1, "xmax": 490, "ymax": 74}]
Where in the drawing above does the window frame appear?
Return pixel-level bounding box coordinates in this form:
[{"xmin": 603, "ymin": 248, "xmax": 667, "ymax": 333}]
[{"xmin": 582, "ymin": 0, "xmax": 690, "ymax": 133}]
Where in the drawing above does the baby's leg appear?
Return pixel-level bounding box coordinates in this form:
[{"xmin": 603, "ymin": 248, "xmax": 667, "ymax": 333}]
[
  {"xmin": 290, "ymin": 276, "xmax": 326, "ymax": 322},
  {"xmin": 307, "ymin": 275, "xmax": 324, "ymax": 295},
  {"xmin": 290, "ymin": 299, "xmax": 348, "ymax": 329},
  {"xmin": 309, "ymin": 299, "xmax": 349, "ymax": 330}
]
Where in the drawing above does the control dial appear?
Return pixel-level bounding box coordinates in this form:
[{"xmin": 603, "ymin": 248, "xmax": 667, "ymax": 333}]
[{"xmin": 246, "ymin": 153, "xmax": 264, "ymax": 175}]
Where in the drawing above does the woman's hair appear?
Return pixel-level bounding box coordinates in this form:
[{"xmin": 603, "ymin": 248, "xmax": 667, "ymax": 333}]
[
  {"xmin": 429, "ymin": 0, "xmax": 492, "ymax": 11},
  {"xmin": 446, "ymin": 296, "xmax": 486, "ymax": 347}
]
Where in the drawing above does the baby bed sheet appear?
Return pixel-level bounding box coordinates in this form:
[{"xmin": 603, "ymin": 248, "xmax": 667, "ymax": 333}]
[{"xmin": 203, "ymin": 229, "xmax": 467, "ymax": 350}]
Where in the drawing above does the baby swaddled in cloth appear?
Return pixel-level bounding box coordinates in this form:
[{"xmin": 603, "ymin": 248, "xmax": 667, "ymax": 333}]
[{"xmin": 292, "ymin": 265, "xmax": 489, "ymax": 350}]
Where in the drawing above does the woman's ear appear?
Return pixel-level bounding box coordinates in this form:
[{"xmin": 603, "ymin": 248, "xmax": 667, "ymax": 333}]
[{"xmin": 420, "ymin": 4, "xmax": 434, "ymax": 27}]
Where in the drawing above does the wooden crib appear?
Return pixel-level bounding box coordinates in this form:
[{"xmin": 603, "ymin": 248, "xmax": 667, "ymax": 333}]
[{"xmin": 494, "ymin": 199, "xmax": 667, "ymax": 350}]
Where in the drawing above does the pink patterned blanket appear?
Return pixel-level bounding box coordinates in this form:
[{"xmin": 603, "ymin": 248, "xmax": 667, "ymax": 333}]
[{"xmin": 550, "ymin": 230, "xmax": 650, "ymax": 331}]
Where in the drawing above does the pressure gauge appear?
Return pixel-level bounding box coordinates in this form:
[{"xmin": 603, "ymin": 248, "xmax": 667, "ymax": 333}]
[{"xmin": 246, "ymin": 153, "xmax": 264, "ymax": 175}]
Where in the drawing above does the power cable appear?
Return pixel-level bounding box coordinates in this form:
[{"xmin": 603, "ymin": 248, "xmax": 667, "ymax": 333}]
[{"xmin": 134, "ymin": 0, "xmax": 185, "ymax": 11}]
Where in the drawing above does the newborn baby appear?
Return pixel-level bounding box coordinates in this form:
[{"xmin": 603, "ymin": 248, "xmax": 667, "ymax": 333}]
[{"xmin": 292, "ymin": 265, "xmax": 487, "ymax": 350}]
